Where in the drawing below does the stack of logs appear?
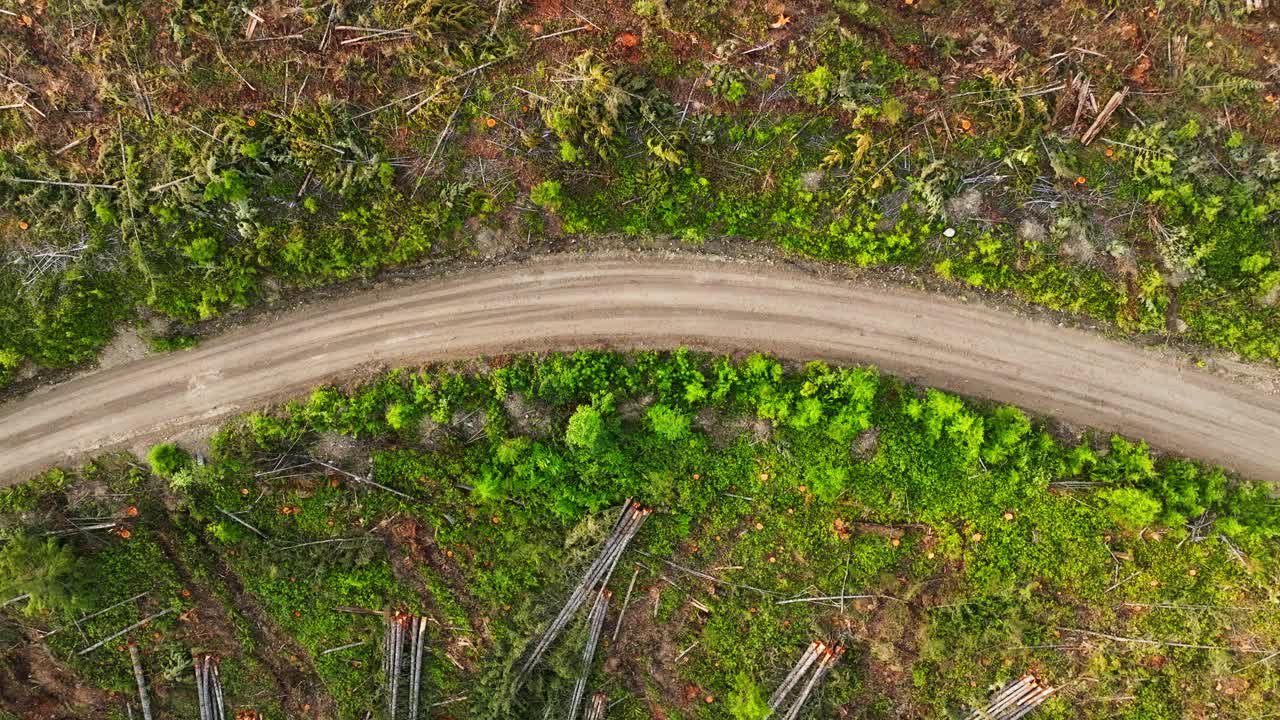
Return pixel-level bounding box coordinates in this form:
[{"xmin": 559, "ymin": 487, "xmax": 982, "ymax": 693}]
[
  {"xmin": 194, "ymin": 654, "xmax": 226, "ymax": 720},
  {"xmin": 518, "ymin": 501, "xmax": 650, "ymax": 681},
  {"xmin": 964, "ymin": 674, "xmax": 1057, "ymax": 720},
  {"xmin": 517, "ymin": 500, "xmax": 651, "ymax": 720},
  {"xmin": 582, "ymin": 693, "xmax": 608, "ymax": 720},
  {"xmin": 768, "ymin": 640, "xmax": 844, "ymax": 720},
  {"xmin": 383, "ymin": 611, "xmax": 429, "ymax": 720},
  {"xmin": 566, "ymin": 591, "xmax": 611, "ymax": 720}
]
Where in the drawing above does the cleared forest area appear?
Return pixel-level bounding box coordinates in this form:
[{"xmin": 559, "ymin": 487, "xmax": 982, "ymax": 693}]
[
  {"xmin": 2, "ymin": 352, "xmax": 1277, "ymax": 719},
  {"xmin": 2, "ymin": 0, "xmax": 1280, "ymax": 387}
]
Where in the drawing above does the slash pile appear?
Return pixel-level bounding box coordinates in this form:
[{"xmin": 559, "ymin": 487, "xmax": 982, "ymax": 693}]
[
  {"xmin": 768, "ymin": 640, "xmax": 845, "ymax": 720},
  {"xmin": 518, "ymin": 501, "xmax": 651, "ymax": 681},
  {"xmin": 964, "ymin": 675, "xmax": 1058, "ymax": 720},
  {"xmin": 383, "ymin": 611, "xmax": 429, "ymax": 720},
  {"xmin": 194, "ymin": 654, "xmax": 226, "ymax": 720}
]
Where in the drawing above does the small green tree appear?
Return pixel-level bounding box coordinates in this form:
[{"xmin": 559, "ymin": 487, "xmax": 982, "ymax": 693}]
[
  {"xmin": 147, "ymin": 442, "xmax": 191, "ymax": 479},
  {"xmin": 566, "ymin": 403, "xmax": 607, "ymax": 452},
  {"xmin": 726, "ymin": 673, "xmax": 770, "ymax": 720},
  {"xmin": 0, "ymin": 532, "xmax": 88, "ymax": 617},
  {"xmin": 530, "ymin": 180, "xmax": 563, "ymax": 211},
  {"xmin": 1097, "ymin": 487, "xmax": 1162, "ymax": 530},
  {"xmin": 646, "ymin": 404, "xmax": 691, "ymax": 441}
]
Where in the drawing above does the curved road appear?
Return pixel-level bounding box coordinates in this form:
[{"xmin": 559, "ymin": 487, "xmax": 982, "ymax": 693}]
[{"xmin": 2, "ymin": 256, "xmax": 1279, "ymax": 483}]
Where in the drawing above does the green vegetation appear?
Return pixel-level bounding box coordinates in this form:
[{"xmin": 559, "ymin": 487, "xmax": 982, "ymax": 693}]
[
  {"xmin": 2, "ymin": 1, "xmax": 1280, "ymax": 389},
  {"xmin": 2, "ymin": 351, "xmax": 1277, "ymax": 719}
]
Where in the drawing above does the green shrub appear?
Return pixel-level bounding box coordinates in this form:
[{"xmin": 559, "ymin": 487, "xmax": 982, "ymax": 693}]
[
  {"xmin": 727, "ymin": 672, "xmax": 770, "ymax": 720},
  {"xmin": 146, "ymin": 443, "xmax": 192, "ymax": 479},
  {"xmin": 1097, "ymin": 487, "xmax": 1162, "ymax": 530},
  {"xmin": 531, "ymin": 180, "xmax": 563, "ymax": 211},
  {"xmin": 646, "ymin": 403, "xmax": 691, "ymax": 440},
  {"xmin": 796, "ymin": 65, "xmax": 835, "ymax": 105},
  {"xmin": 0, "ymin": 532, "xmax": 88, "ymax": 617}
]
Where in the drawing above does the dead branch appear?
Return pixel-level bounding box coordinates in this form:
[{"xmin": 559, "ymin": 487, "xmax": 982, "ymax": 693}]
[
  {"xmin": 128, "ymin": 644, "xmax": 154, "ymax": 720},
  {"xmin": 567, "ymin": 590, "xmax": 610, "ymax": 720},
  {"xmin": 77, "ymin": 607, "xmax": 176, "ymax": 655},
  {"xmin": 1058, "ymin": 626, "xmax": 1277, "ymax": 654},
  {"xmin": 532, "ymin": 25, "xmax": 590, "ymax": 42},
  {"xmin": 1081, "ymin": 89, "xmax": 1128, "ymax": 145}
]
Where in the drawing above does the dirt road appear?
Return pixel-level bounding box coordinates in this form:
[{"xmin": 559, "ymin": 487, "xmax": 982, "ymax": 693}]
[{"xmin": 2, "ymin": 255, "xmax": 1279, "ymax": 483}]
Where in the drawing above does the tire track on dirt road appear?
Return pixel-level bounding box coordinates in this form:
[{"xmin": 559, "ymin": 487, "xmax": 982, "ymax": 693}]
[{"xmin": 2, "ymin": 255, "xmax": 1278, "ymax": 483}]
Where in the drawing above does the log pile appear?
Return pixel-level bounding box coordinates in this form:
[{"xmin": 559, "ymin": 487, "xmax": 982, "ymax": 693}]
[
  {"xmin": 582, "ymin": 692, "xmax": 607, "ymax": 720},
  {"xmin": 518, "ymin": 501, "xmax": 650, "ymax": 681},
  {"xmin": 567, "ymin": 590, "xmax": 611, "ymax": 720},
  {"xmin": 383, "ymin": 611, "xmax": 429, "ymax": 720},
  {"xmin": 194, "ymin": 654, "xmax": 226, "ymax": 720},
  {"xmin": 768, "ymin": 640, "xmax": 844, "ymax": 720},
  {"xmin": 963, "ymin": 674, "xmax": 1057, "ymax": 720}
]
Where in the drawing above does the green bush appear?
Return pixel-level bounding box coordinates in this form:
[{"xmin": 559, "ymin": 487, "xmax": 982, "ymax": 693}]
[
  {"xmin": 1097, "ymin": 487, "xmax": 1162, "ymax": 530},
  {"xmin": 0, "ymin": 532, "xmax": 88, "ymax": 617},
  {"xmin": 146, "ymin": 442, "xmax": 191, "ymax": 479},
  {"xmin": 727, "ymin": 672, "xmax": 770, "ymax": 720}
]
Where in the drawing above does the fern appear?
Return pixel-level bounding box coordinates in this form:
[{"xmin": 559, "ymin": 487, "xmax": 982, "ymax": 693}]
[{"xmin": 911, "ymin": 160, "xmax": 950, "ymax": 220}]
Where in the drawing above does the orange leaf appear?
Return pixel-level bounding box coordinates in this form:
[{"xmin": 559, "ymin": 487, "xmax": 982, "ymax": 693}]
[{"xmin": 769, "ymin": 14, "xmax": 791, "ymax": 29}]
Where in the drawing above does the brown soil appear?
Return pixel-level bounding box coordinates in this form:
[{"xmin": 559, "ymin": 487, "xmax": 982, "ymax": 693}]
[
  {"xmin": 202, "ymin": 547, "xmax": 338, "ymax": 720},
  {"xmin": 381, "ymin": 515, "xmax": 493, "ymax": 667},
  {"xmin": 0, "ymin": 640, "xmax": 120, "ymax": 720},
  {"xmin": 605, "ymin": 582, "xmax": 701, "ymax": 715}
]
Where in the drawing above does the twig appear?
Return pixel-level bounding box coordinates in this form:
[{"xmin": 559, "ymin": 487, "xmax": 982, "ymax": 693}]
[
  {"xmin": 321, "ymin": 640, "xmax": 366, "ymax": 655},
  {"xmin": 3, "ymin": 176, "xmax": 116, "ymax": 189},
  {"xmin": 78, "ymin": 607, "xmax": 176, "ymax": 655},
  {"xmin": 532, "ymin": 25, "xmax": 589, "ymax": 42},
  {"xmin": 1236, "ymin": 649, "xmax": 1280, "ymax": 673},
  {"xmin": 674, "ymin": 641, "xmax": 699, "ymax": 662},
  {"xmin": 1058, "ymin": 626, "xmax": 1278, "ymax": 654},
  {"xmin": 128, "ymin": 644, "xmax": 154, "ymax": 720},
  {"xmin": 215, "ymin": 507, "xmax": 269, "ymax": 539},
  {"xmin": 610, "ymin": 566, "xmax": 639, "ymax": 643},
  {"xmin": 277, "ymin": 537, "xmax": 367, "ymax": 551},
  {"xmin": 43, "ymin": 592, "xmax": 149, "ymax": 639},
  {"xmin": 216, "ymin": 46, "xmax": 256, "ymax": 91},
  {"xmin": 776, "ymin": 593, "xmax": 903, "ymax": 605}
]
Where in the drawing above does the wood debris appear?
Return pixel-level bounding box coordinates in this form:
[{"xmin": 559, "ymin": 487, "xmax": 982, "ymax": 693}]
[
  {"xmin": 582, "ymin": 692, "xmax": 607, "ymax": 720},
  {"xmin": 963, "ymin": 674, "xmax": 1058, "ymax": 720},
  {"xmin": 1081, "ymin": 89, "xmax": 1128, "ymax": 146},
  {"xmin": 195, "ymin": 654, "xmax": 227, "ymax": 720},
  {"xmin": 128, "ymin": 643, "xmax": 154, "ymax": 720},
  {"xmin": 768, "ymin": 640, "xmax": 844, "ymax": 719},
  {"xmin": 567, "ymin": 590, "xmax": 610, "ymax": 720},
  {"xmin": 517, "ymin": 501, "xmax": 651, "ymax": 681},
  {"xmin": 383, "ymin": 611, "xmax": 430, "ymax": 720}
]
